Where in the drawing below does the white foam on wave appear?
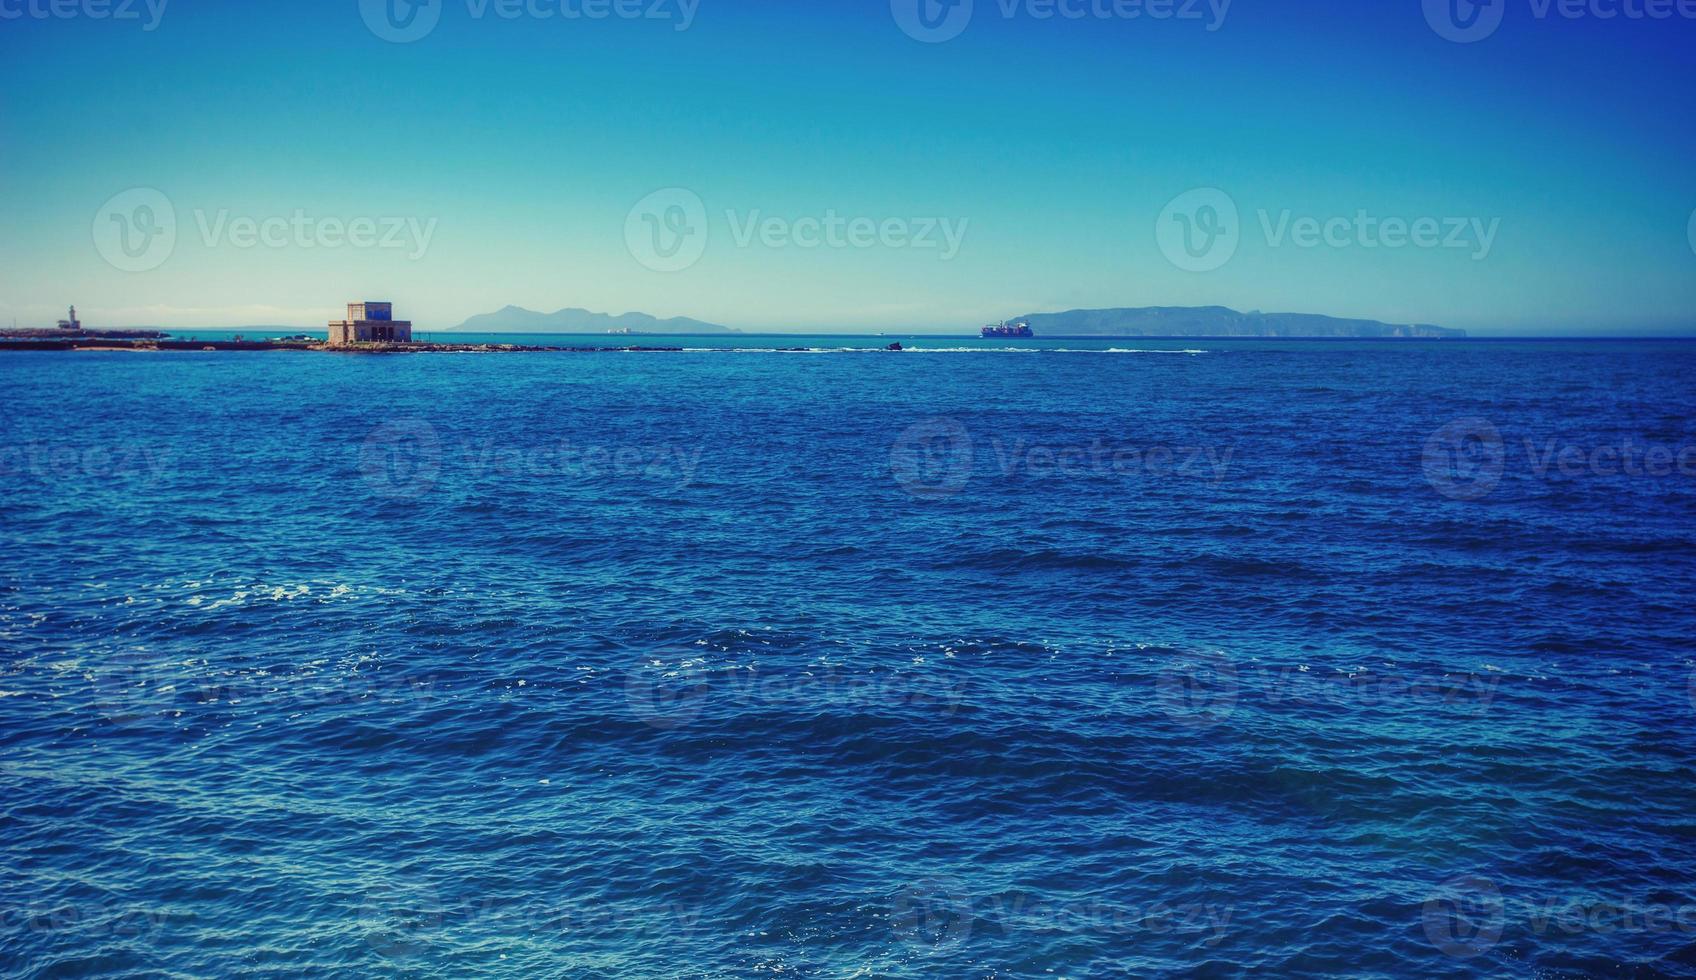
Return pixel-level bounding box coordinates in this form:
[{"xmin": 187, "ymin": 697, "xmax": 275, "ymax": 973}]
[
  {"xmin": 666, "ymin": 345, "xmax": 1211, "ymax": 354},
  {"xmin": 901, "ymin": 346, "xmax": 1041, "ymax": 353},
  {"xmin": 179, "ymin": 579, "xmax": 371, "ymax": 611},
  {"xmin": 907, "ymin": 346, "xmax": 1209, "ymax": 355}
]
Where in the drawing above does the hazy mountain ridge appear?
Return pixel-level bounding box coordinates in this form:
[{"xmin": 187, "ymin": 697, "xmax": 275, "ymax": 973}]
[
  {"xmin": 1015, "ymin": 307, "xmax": 1465, "ymax": 338},
  {"xmin": 450, "ymin": 306, "xmax": 735, "ymax": 334}
]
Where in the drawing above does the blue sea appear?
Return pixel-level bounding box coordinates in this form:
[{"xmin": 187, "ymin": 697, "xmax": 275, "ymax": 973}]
[{"xmin": 4, "ymin": 339, "xmax": 1696, "ymax": 977}]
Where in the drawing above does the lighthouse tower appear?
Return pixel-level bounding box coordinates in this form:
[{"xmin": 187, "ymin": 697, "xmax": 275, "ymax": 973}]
[{"xmin": 57, "ymin": 306, "xmax": 81, "ymax": 331}]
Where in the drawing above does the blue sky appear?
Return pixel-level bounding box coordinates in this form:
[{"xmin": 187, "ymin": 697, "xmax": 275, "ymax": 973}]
[{"xmin": 1, "ymin": 0, "xmax": 1693, "ymax": 333}]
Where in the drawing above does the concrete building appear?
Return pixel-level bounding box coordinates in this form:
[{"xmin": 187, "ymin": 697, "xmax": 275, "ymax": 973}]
[
  {"xmin": 328, "ymin": 302, "xmax": 413, "ymax": 345},
  {"xmin": 56, "ymin": 306, "xmax": 81, "ymax": 331}
]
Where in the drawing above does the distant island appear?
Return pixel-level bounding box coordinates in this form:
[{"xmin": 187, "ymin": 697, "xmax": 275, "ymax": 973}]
[
  {"xmin": 449, "ymin": 306, "xmax": 735, "ymax": 334},
  {"xmin": 1011, "ymin": 307, "xmax": 1465, "ymax": 339}
]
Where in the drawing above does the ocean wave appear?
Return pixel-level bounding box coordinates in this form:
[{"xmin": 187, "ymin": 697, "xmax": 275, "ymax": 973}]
[
  {"xmin": 5, "ymin": 340, "xmax": 1692, "ymax": 979},
  {"xmin": 667, "ymin": 346, "xmax": 1210, "ymax": 354}
]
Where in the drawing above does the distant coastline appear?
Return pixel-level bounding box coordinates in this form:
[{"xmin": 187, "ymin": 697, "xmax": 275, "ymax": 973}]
[
  {"xmin": 0, "ymin": 304, "xmax": 1486, "ymax": 340},
  {"xmin": 447, "ymin": 305, "xmax": 736, "ymax": 335},
  {"xmin": 439, "ymin": 303, "xmax": 1465, "ymax": 338},
  {"xmin": 1010, "ymin": 307, "xmax": 1466, "ymax": 339}
]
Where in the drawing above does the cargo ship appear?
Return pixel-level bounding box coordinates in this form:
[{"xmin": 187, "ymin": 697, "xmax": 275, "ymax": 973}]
[{"xmin": 982, "ymin": 320, "xmax": 1034, "ymax": 338}]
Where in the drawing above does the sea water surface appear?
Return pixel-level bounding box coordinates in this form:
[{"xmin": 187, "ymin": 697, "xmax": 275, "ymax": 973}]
[{"xmin": 3, "ymin": 340, "xmax": 1696, "ymax": 977}]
